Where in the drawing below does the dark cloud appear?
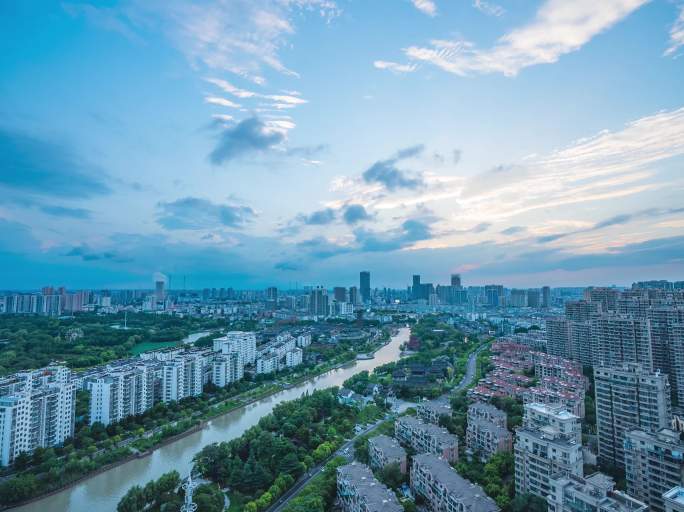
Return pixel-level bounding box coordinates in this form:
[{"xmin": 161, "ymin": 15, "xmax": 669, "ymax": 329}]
[
  {"xmin": 274, "ymin": 261, "xmax": 300, "ymax": 271},
  {"xmin": 342, "ymin": 204, "xmax": 372, "ymax": 225},
  {"xmin": 297, "ymin": 236, "xmax": 351, "ymax": 259},
  {"xmin": 40, "ymin": 205, "xmax": 92, "ymax": 219},
  {"xmin": 297, "ymin": 208, "xmax": 336, "ymax": 226},
  {"xmin": 500, "ymin": 226, "xmax": 526, "ymax": 235},
  {"xmin": 66, "ymin": 246, "xmax": 131, "ymax": 263},
  {"xmin": 354, "ymin": 218, "xmax": 433, "ymax": 252},
  {"xmin": 362, "ymin": 145, "xmax": 425, "ymax": 191},
  {"xmin": 157, "ymin": 197, "xmax": 255, "ymax": 230},
  {"xmin": 209, "ymin": 117, "xmax": 284, "ymax": 164},
  {"xmin": 0, "ymin": 128, "xmax": 111, "ymax": 198}
]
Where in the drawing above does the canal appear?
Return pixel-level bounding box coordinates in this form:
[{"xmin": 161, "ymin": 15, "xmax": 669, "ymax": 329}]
[{"xmin": 14, "ymin": 327, "xmax": 408, "ymax": 511}]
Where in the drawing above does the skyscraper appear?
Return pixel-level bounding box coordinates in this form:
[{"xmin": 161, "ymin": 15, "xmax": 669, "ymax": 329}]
[
  {"xmin": 360, "ymin": 271, "xmax": 370, "ymax": 304},
  {"xmin": 333, "ymin": 287, "xmax": 347, "ymax": 302},
  {"xmin": 309, "ymin": 286, "xmax": 329, "ymax": 316},
  {"xmin": 451, "ymin": 273, "xmax": 462, "ymax": 288},
  {"xmin": 542, "ymin": 286, "xmax": 551, "ymax": 308}
]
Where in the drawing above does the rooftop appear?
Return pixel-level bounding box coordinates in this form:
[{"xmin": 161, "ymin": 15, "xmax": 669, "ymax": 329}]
[{"xmin": 337, "ymin": 462, "xmax": 403, "ymax": 511}]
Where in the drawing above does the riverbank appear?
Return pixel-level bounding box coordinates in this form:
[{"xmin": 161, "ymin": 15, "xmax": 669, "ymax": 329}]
[{"xmin": 4, "ymin": 329, "xmax": 404, "ymax": 511}]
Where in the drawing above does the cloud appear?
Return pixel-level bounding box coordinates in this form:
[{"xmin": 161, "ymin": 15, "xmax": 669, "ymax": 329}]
[
  {"xmin": 354, "ymin": 218, "xmax": 434, "ymax": 252},
  {"xmin": 343, "ymin": 204, "xmax": 373, "ymax": 225},
  {"xmin": 62, "ymin": 2, "xmax": 143, "ymax": 43},
  {"xmin": 373, "ymin": 60, "xmax": 418, "ymax": 73},
  {"xmin": 500, "ymin": 226, "xmax": 527, "ymax": 236},
  {"xmin": 157, "ymin": 197, "xmax": 255, "ymax": 230},
  {"xmin": 473, "ymin": 0, "xmax": 505, "ymax": 17},
  {"xmin": 537, "ymin": 208, "xmax": 684, "ymax": 243},
  {"xmin": 40, "ymin": 206, "xmax": 92, "ymax": 219},
  {"xmin": 209, "ymin": 117, "xmax": 285, "ymax": 164},
  {"xmin": 66, "ymin": 246, "xmax": 131, "ymax": 263},
  {"xmin": 205, "ymin": 96, "xmax": 241, "ymax": 109},
  {"xmin": 392, "ymin": 0, "xmax": 648, "ymax": 76},
  {"xmin": 297, "ymin": 236, "xmax": 351, "ymax": 259},
  {"xmin": 362, "ymin": 145, "xmax": 426, "ymax": 191},
  {"xmin": 471, "ymin": 222, "xmax": 491, "ymax": 233},
  {"xmin": 274, "ymin": 260, "xmax": 300, "ymax": 271},
  {"xmin": 0, "ymin": 128, "xmax": 111, "ymax": 198},
  {"xmin": 412, "ymin": 0, "xmax": 437, "ymax": 16},
  {"xmin": 298, "ymin": 208, "xmax": 336, "ymax": 225},
  {"xmin": 665, "ymin": 5, "xmax": 684, "ymax": 57}
]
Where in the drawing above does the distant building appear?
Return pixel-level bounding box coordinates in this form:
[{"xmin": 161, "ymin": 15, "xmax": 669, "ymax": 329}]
[
  {"xmin": 309, "ymin": 286, "xmax": 328, "ymax": 316},
  {"xmin": 360, "ymin": 271, "xmax": 371, "ymax": 304},
  {"xmin": 337, "ymin": 462, "xmax": 403, "ymax": 512}
]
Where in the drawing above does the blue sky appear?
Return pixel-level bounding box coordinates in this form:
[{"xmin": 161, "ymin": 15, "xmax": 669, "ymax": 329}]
[{"xmin": 1, "ymin": 0, "xmax": 683, "ymax": 290}]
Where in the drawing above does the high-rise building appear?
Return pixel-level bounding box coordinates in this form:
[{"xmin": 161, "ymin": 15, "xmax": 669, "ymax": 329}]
[
  {"xmin": 510, "ymin": 289, "xmax": 527, "ymax": 308},
  {"xmin": 527, "ymin": 289, "xmax": 541, "ymax": 308},
  {"xmin": 485, "ymin": 285, "xmax": 504, "ymax": 307},
  {"xmin": 88, "ymin": 364, "xmax": 154, "ymax": 426},
  {"xmin": 0, "ymin": 366, "xmax": 75, "ymax": 466},
  {"xmin": 265, "ymin": 286, "xmax": 278, "ymax": 301},
  {"xmin": 542, "ymin": 286, "xmax": 551, "ymax": 308},
  {"xmin": 663, "ymin": 486, "xmax": 684, "ymax": 512},
  {"xmin": 591, "ymin": 316, "xmax": 653, "ymax": 370},
  {"xmin": 348, "ymin": 286, "xmax": 359, "ymax": 306},
  {"xmin": 412, "ymin": 274, "xmax": 421, "ymax": 299},
  {"xmin": 333, "ymin": 287, "xmax": 347, "ymax": 302},
  {"xmin": 625, "ymin": 428, "xmax": 684, "ymax": 512},
  {"xmin": 360, "ymin": 271, "xmax": 370, "ymax": 304},
  {"xmin": 594, "ymin": 363, "xmax": 671, "ymax": 466},
  {"xmin": 213, "ymin": 331, "xmax": 257, "ymax": 365},
  {"xmin": 514, "ymin": 403, "xmax": 583, "ymax": 498},
  {"xmin": 212, "ymin": 352, "xmax": 244, "ymax": 387},
  {"xmin": 451, "ymin": 274, "xmax": 462, "ymax": 288},
  {"xmin": 308, "ymin": 286, "xmax": 328, "ymax": 316},
  {"xmin": 565, "ymin": 300, "xmax": 602, "ymax": 322}
]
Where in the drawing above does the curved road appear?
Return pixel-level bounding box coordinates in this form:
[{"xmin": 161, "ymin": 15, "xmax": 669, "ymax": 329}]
[{"xmin": 268, "ymin": 342, "xmax": 488, "ymax": 512}]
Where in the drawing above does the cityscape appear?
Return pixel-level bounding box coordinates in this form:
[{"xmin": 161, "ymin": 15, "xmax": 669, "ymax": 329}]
[{"xmin": 2, "ymin": 1, "xmax": 684, "ymax": 512}]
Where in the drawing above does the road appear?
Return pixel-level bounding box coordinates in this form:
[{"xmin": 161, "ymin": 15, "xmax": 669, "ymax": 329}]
[{"xmin": 267, "ymin": 342, "xmax": 488, "ymax": 512}]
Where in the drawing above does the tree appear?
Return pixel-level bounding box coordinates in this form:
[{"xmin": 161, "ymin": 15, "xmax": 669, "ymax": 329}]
[{"xmin": 379, "ymin": 462, "xmax": 405, "ymax": 489}]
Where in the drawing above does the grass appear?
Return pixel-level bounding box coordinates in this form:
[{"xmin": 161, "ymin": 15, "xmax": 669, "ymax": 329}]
[{"xmin": 129, "ymin": 340, "xmax": 181, "ymax": 355}]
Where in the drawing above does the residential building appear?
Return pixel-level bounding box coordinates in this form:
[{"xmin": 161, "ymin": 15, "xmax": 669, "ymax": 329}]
[
  {"xmin": 594, "ymin": 363, "xmax": 671, "ymax": 466},
  {"xmin": 88, "ymin": 363, "xmax": 154, "ymax": 426},
  {"xmin": 211, "ymin": 352, "xmax": 244, "ymax": 387},
  {"xmin": 625, "ymin": 428, "xmax": 684, "ymax": 512},
  {"xmin": 468, "ymin": 402, "xmax": 507, "ymax": 428},
  {"xmin": 466, "ymin": 417, "xmax": 512, "ymax": 461},
  {"xmin": 591, "ymin": 316, "xmax": 653, "ymax": 370},
  {"xmin": 416, "ymin": 397, "xmax": 452, "ymax": 425},
  {"xmin": 663, "ymin": 486, "xmax": 684, "ymax": 512},
  {"xmin": 514, "ymin": 403, "xmax": 583, "ymax": 498},
  {"xmin": 367, "ymin": 435, "xmax": 407, "ymax": 473},
  {"xmin": 395, "ymin": 416, "xmax": 459, "ymax": 463},
  {"xmin": 360, "ymin": 271, "xmax": 371, "ymax": 304},
  {"xmin": 0, "ymin": 366, "xmax": 75, "ymax": 466},
  {"xmin": 213, "ymin": 331, "xmax": 257, "ymax": 365},
  {"xmin": 547, "ymin": 472, "xmax": 647, "ymax": 512},
  {"xmin": 336, "ymin": 462, "xmax": 403, "ymax": 512},
  {"xmin": 410, "ymin": 453, "xmax": 500, "ymax": 512}
]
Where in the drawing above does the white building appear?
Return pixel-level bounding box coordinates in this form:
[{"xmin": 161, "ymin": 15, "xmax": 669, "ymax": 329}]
[
  {"xmin": 514, "ymin": 403, "xmax": 583, "ymax": 499},
  {"xmin": 283, "ymin": 347, "xmax": 303, "ymax": 369},
  {"xmin": 212, "ymin": 352, "xmax": 244, "ymax": 387},
  {"xmin": 0, "ymin": 366, "xmax": 75, "ymax": 466},
  {"xmin": 213, "ymin": 331, "xmax": 257, "ymax": 365},
  {"xmin": 296, "ymin": 334, "xmax": 312, "ymax": 348},
  {"xmin": 88, "ymin": 363, "xmax": 154, "ymax": 426},
  {"xmin": 256, "ymin": 353, "xmax": 279, "ymax": 375}
]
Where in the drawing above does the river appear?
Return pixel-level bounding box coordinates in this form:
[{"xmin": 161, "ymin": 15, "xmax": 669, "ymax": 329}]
[{"xmin": 15, "ymin": 327, "xmax": 408, "ymax": 512}]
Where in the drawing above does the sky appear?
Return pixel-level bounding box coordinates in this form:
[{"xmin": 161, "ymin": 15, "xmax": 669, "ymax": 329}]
[{"xmin": 1, "ymin": 0, "xmax": 683, "ymax": 290}]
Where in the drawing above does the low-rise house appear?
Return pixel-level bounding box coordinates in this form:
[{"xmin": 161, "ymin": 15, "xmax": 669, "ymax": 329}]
[{"xmin": 395, "ymin": 416, "xmax": 459, "ymax": 463}]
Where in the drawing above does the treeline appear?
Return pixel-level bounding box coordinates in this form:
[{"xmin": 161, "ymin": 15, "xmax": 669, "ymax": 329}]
[{"xmin": 0, "ymin": 313, "xmax": 226, "ymax": 374}]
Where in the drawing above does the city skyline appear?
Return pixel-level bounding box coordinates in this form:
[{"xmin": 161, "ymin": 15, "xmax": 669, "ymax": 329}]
[{"xmin": 2, "ymin": 1, "xmax": 684, "ymax": 289}]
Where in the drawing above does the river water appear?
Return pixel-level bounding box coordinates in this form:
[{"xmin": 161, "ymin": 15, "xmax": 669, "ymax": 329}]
[{"xmin": 15, "ymin": 327, "xmax": 408, "ymax": 512}]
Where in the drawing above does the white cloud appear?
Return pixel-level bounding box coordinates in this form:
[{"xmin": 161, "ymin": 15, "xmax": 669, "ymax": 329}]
[
  {"xmin": 412, "ymin": 0, "xmax": 437, "ymax": 17},
  {"xmin": 204, "ymin": 77, "xmax": 257, "ymax": 98},
  {"xmin": 473, "ymin": 0, "xmax": 505, "ymax": 17},
  {"xmin": 664, "ymin": 5, "xmax": 684, "ymax": 56},
  {"xmin": 373, "ymin": 60, "xmax": 417, "ymax": 73},
  {"xmin": 396, "ymin": 0, "xmax": 648, "ymax": 76},
  {"xmin": 204, "ymin": 96, "xmax": 241, "ymax": 108}
]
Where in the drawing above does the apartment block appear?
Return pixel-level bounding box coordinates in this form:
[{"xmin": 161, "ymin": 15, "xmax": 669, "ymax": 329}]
[
  {"xmin": 663, "ymin": 486, "xmax": 684, "ymax": 512},
  {"xmin": 88, "ymin": 363, "xmax": 154, "ymax": 426},
  {"xmin": 591, "ymin": 316, "xmax": 653, "ymax": 370},
  {"xmin": 0, "ymin": 366, "xmax": 75, "ymax": 466},
  {"xmin": 395, "ymin": 416, "xmax": 459, "ymax": 463},
  {"xmin": 514, "ymin": 403, "xmax": 583, "ymax": 498},
  {"xmin": 468, "ymin": 402, "xmax": 507, "ymax": 428},
  {"xmin": 466, "ymin": 417, "xmax": 512, "ymax": 462},
  {"xmin": 336, "ymin": 462, "xmax": 403, "ymax": 512},
  {"xmin": 367, "ymin": 435, "xmax": 407, "ymax": 473},
  {"xmin": 547, "ymin": 472, "xmax": 647, "ymax": 512},
  {"xmin": 213, "ymin": 331, "xmax": 257, "ymax": 365},
  {"xmin": 416, "ymin": 397, "xmax": 452, "ymax": 425},
  {"xmin": 594, "ymin": 363, "xmax": 671, "ymax": 466},
  {"xmin": 410, "ymin": 453, "xmax": 500, "ymax": 512},
  {"xmin": 211, "ymin": 352, "xmax": 244, "ymax": 387},
  {"xmin": 625, "ymin": 428, "xmax": 684, "ymax": 512}
]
